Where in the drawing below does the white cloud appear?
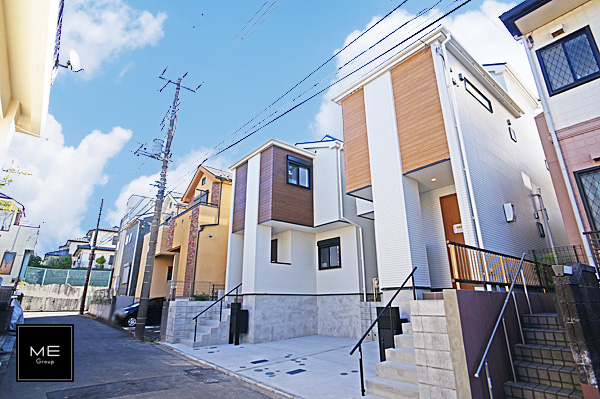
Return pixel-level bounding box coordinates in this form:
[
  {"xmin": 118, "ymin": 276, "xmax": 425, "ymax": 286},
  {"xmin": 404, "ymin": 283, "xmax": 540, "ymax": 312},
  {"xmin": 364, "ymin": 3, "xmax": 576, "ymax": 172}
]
[
  {"xmin": 60, "ymin": 0, "xmax": 167, "ymax": 78},
  {"xmin": 310, "ymin": 0, "xmax": 529, "ymax": 139},
  {"xmin": 2, "ymin": 115, "xmax": 132, "ymax": 254},
  {"xmin": 106, "ymin": 148, "xmax": 232, "ymax": 226}
]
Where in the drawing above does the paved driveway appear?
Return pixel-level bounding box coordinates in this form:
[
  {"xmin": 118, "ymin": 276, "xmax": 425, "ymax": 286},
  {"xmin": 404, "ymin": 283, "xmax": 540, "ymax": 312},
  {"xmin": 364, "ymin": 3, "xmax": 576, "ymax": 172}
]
[{"xmin": 0, "ymin": 313, "xmax": 283, "ymax": 399}]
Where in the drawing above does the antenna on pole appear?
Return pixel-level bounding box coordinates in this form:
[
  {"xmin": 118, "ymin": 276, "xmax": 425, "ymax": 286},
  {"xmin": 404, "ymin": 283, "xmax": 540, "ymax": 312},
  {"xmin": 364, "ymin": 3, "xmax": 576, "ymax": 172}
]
[{"xmin": 133, "ymin": 69, "xmax": 197, "ymax": 341}]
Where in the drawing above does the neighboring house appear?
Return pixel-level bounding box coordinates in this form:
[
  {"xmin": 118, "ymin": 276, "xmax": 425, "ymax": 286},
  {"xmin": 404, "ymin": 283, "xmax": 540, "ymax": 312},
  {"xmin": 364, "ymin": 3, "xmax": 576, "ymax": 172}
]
[
  {"xmin": 0, "ymin": 194, "xmax": 38, "ymax": 286},
  {"xmin": 224, "ymin": 137, "xmax": 377, "ymax": 343},
  {"xmin": 112, "ymin": 195, "xmax": 154, "ymax": 297},
  {"xmin": 43, "ymin": 248, "xmax": 69, "ymax": 261},
  {"xmin": 162, "ymin": 192, "xmax": 186, "ymax": 224},
  {"xmin": 0, "ymin": 0, "xmax": 63, "ymax": 160},
  {"xmin": 134, "ymin": 165, "xmax": 232, "ymax": 300},
  {"xmin": 501, "ymin": 0, "xmax": 600, "ymax": 271},
  {"xmin": 72, "ymin": 227, "xmax": 118, "ymax": 269},
  {"xmin": 331, "ymin": 25, "xmax": 567, "ymax": 298}
]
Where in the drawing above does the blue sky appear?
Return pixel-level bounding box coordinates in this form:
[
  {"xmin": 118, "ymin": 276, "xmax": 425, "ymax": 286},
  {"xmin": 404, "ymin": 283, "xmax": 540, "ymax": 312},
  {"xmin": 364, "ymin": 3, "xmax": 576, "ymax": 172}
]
[{"xmin": 4, "ymin": 0, "xmax": 530, "ymax": 254}]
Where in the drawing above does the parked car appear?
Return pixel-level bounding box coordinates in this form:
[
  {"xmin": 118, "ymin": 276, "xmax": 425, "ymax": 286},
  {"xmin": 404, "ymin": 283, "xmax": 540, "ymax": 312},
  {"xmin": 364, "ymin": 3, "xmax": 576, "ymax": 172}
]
[{"xmin": 113, "ymin": 298, "xmax": 164, "ymax": 327}]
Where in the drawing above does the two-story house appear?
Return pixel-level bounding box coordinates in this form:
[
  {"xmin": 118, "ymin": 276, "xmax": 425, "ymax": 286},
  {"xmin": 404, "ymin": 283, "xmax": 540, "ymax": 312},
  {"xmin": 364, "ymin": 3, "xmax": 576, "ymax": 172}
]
[
  {"xmin": 134, "ymin": 165, "xmax": 232, "ymax": 300},
  {"xmin": 501, "ymin": 0, "xmax": 600, "ymax": 274},
  {"xmin": 224, "ymin": 136, "xmax": 378, "ymax": 343},
  {"xmin": 72, "ymin": 227, "xmax": 119, "ymax": 269},
  {"xmin": 0, "ymin": 193, "xmax": 39, "ymax": 286},
  {"xmin": 332, "ymin": 25, "xmax": 567, "ymax": 305}
]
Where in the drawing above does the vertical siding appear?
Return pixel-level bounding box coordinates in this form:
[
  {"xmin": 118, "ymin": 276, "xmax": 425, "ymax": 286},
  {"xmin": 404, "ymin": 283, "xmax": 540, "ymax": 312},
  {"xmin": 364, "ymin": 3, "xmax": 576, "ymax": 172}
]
[
  {"xmin": 270, "ymin": 146, "xmax": 314, "ymax": 227},
  {"xmin": 391, "ymin": 47, "xmax": 449, "ymax": 173},
  {"xmin": 341, "ymin": 89, "xmax": 371, "ymax": 193},
  {"xmin": 258, "ymin": 146, "xmax": 274, "ymax": 223},
  {"xmin": 232, "ymin": 162, "xmax": 248, "ymax": 233}
]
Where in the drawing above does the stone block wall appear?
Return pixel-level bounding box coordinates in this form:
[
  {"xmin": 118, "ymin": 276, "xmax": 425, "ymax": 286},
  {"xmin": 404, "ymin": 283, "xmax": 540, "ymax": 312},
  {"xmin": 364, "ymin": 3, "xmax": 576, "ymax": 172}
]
[{"xmin": 163, "ymin": 299, "xmax": 224, "ymax": 343}]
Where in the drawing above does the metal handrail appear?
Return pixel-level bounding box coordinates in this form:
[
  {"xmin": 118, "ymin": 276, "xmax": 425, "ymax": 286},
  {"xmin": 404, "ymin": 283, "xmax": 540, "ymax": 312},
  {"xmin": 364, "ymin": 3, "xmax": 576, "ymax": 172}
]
[
  {"xmin": 350, "ymin": 267, "xmax": 417, "ymax": 396},
  {"xmin": 474, "ymin": 253, "xmax": 527, "ymax": 398},
  {"xmin": 192, "ymin": 283, "xmax": 242, "ymax": 343}
]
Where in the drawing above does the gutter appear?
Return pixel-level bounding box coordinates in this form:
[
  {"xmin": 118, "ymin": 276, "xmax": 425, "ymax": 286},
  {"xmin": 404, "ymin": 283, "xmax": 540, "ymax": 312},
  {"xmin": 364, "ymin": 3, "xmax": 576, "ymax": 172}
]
[
  {"xmin": 521, "ymin": 37, "xmax": 596, "ymax": 270},
  {"xmin": 334, "ymin": 143, "xmax": 368, "ymax": 302},
  {"xmin": 439, "ymin": 32, "xmax": 484, "ymax": 248}
]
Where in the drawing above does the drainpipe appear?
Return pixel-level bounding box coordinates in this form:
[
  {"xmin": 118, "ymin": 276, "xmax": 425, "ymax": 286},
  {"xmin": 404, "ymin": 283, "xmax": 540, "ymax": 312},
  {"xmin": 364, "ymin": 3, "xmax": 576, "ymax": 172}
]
[
  {"xmin": 521, "ymin": 38, "xmax": 596, "ymax": 269},
  {"xmin": 533, "ymin": 188, "xmax": 555, "ymax": 250},
  {"xmin": 334, "ymin": 143, "xmax": 368, "ymax": 302},
  {"xmin": 439, "ymin": 33, "xmax": 484, "ymax": 248}
]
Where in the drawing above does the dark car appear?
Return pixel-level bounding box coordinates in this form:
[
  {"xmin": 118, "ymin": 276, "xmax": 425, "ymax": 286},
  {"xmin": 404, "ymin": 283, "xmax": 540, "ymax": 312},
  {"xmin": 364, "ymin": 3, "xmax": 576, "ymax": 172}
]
[{"xmin": 113, "ymin": 298, "xmax": 164, "ymax": 327}]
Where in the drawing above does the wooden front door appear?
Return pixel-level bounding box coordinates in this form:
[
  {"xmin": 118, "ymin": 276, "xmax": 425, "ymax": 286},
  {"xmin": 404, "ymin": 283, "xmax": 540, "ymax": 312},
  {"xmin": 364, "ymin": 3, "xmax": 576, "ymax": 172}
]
[{"xmin": 439, "ymin": 194, "xmax": 471, "ymax": 289}]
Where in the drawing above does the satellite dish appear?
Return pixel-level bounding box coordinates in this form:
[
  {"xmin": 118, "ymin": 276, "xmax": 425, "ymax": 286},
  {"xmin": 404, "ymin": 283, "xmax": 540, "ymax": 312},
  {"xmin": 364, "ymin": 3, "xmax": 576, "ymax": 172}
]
[{"xmin": 69, "ymin": 49, "xmax": 83, "ymax": 72}]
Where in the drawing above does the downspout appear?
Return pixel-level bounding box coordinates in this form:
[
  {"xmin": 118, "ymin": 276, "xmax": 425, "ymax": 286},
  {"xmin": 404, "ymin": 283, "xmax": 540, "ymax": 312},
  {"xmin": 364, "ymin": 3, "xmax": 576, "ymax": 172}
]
[
  {"xmin": 533, "ymin": 188, "xmax": 555, "ymax": 250},
  {"xmin": 192, "ymin": 180, "xmax": 224, "ymax": 284},
  {"xmin": 334, "ymin": 143, "xmax": 368, "ymax": 302},
  {"xmin": 440, "ymin": 33, "xmax": 484, "ymax": 248},
  {"xmin": 522, "ymin": 37, "xmax": 596, "ymax": 269}
]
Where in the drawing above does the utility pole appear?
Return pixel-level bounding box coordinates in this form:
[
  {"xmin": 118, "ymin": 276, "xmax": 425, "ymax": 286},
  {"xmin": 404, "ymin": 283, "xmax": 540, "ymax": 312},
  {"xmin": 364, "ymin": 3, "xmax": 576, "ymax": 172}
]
[
  {"xmin": 134, "ymin": 70, "xmax": 198, "ymax": 341},
  {"xmin": 79, "ymin": 199, "xmax": 103, "ymax": 315}
]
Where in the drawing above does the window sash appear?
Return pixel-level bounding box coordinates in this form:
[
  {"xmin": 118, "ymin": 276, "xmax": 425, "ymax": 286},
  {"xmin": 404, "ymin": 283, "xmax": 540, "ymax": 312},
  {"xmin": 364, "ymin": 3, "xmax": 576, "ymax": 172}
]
[
  {"xmin": 286, "ymin": 155, "xmax": 311, "ymax": 189},
  {"xmin": 317, "ymin": 237, "xmax": 341, "ymax": 270}
]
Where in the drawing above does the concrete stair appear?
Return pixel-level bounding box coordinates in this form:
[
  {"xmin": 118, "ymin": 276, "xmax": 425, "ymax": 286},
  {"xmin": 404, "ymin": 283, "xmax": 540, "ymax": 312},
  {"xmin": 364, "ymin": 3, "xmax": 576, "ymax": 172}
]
[
  {"xmin": 364, "ymin": 322, "xmax": 420, "ymax": 399},
  {"xmin": 180, "ymin": 307, "xmax": 231, "ymax": 348}
]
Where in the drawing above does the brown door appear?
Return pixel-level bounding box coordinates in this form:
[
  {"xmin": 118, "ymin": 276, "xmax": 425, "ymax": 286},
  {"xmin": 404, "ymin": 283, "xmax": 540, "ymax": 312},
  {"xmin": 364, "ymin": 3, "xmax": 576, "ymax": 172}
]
[{"xmin": 439, "ymin": 194, "xmax": 471, "ymax": 289}]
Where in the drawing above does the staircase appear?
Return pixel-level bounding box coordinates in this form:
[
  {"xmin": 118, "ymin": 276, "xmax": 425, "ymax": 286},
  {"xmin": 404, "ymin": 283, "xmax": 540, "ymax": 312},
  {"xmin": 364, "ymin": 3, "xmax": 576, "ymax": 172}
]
[
  {"xmin": 180, "ymin": 304, "xmax": 231, "ymax": 348},
  {"xmin": 362, "ymin": 322, "xmax": 420, "ymax": 399},
  {"xmin": 504, "ymin": 313, "xmax": 583, "ymax": 399}
]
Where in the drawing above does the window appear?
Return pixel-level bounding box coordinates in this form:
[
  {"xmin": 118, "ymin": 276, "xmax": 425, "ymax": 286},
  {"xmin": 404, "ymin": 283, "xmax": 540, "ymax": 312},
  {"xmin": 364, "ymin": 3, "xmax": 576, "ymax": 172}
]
[
  {"xmin": 166, "ymin": 266, "xmax": 173, "ymax": 281},
  {"xmin": 575, "ymin": 166, "xmax": 600, "ymax": 230},
  {"xmin": 286, "ymin": 155, "xmax": 311, "ymax": 189},
  {"xmin": 0, "ymin": 211, "xmax": 13, "ymax": 231},
  {"xmin": 317, "ymin": 237, "xmax": 341, "ymax": 270},
  {"xmin": 201, "ymin": 177, "xmax": 206, "ymax": 186},
  {"xmin": 537, "ymin": 26, "xmax": 600, "ymax": 96},
  {"xmin": 112, "ymin": 235, "xmax": 118, "ymax": 245},
  {"xmin": 464, "ymin": 78, "xmax": 492, "ymax": 112},
  {"xmin": 271, "ymin": 239, "xmax": 278, "ymax": 263},
  {"xmin": 0, "ymin": 252, "xmax": 16, "ymax": 274},
  {"xmin": 109, "ymin": 255, "xmax": 114, "ymax": 265},
  {"xmin": 509, "ymin": 127, "xmax": 517, "ymax": 143}
]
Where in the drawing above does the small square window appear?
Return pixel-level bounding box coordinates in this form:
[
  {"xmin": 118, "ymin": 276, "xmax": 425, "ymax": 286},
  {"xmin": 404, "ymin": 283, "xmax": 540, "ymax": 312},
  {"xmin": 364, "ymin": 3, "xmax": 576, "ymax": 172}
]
[
  {"xmin": 286, "ymin": 155, "xmax": 311, "ymax": 189},
  {"xmin": 537, "ymin": 26, "xmax": 600, "ymax": 96},
  {"xmin": 201, "ymin": 177, "xmax": 206, "ymax": 186},
  {"xmin": 317, "ymin": 237, "xmax": 341, "ymax": 270},
  {"xmin": 464, "ymin": 78, "xmax": 492, "ymax": 113},
  {"xmin": 509, "ymin": 127, "xmax": 517, "ymax": 142}
]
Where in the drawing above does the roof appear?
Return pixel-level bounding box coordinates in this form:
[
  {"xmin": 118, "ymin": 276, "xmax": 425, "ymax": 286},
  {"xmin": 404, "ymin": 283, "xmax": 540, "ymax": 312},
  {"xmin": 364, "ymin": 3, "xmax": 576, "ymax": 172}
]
[
  {"xmin": 0, "ymin": 192, "xmax": 25, "ymax": 213},
  {"xmin": 295, "ymin": 135, "xmax": 343, "ymax": 146},
  {"xmin": 229, "ymin": 138, "xmax": 317, "ymax": 170},
  {"xmin": 86, "ymin": 227, "xmax": 119, "ymax": 235},
  {"xmin": 203, "ymin": 166, "xmax": 233, "ymax": 181},
  {"xmin": 500, "ymin": 0, "xmax": 589, "ymax": 37},
  {"xmin": 182, "ymin": 165, "xmax": 233, "ymax": 204},
  {"xmin": 44, "ymin": 249, "xmax": 69, "ymax": 257},
  {"xmin": 73, "ymin": 245, "xmax": 116, "ymax": 255}
]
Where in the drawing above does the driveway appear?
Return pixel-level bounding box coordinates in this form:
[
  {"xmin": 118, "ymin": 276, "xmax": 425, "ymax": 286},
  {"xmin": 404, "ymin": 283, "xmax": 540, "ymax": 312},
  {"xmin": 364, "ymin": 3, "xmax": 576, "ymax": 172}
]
[{"xmin": 0, "ymin": 312, "xmax": 284, "ymax": 399}]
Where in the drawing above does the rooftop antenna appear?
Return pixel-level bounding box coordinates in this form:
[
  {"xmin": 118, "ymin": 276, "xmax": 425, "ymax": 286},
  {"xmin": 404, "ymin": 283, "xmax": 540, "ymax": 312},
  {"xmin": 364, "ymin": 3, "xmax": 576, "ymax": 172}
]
[{"xmin": 56, "ymin": 49, "xmax": 85, "ymax": 72}]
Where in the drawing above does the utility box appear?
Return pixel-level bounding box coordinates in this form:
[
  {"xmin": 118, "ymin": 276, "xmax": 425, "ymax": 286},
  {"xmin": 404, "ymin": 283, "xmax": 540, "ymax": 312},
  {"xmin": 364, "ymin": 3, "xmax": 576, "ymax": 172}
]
[
  {"xmin": 229, "ymin": 302, "xmax": 248, "ymax": 345},
  {"xmin": 376, "ymin": 307, "xmax": 406, "ymax": 362}
]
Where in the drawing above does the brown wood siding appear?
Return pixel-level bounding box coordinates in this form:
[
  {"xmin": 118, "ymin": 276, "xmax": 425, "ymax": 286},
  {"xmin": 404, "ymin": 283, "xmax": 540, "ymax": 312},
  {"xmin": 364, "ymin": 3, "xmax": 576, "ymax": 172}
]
[
  {"xmin": 258, "ymin": 146, "xmax": 274, "ymax": 223},
  {"xmin": 391, "ymin": 47, "xmax": 449, "ymax": 173},
  {"xmin": 269, "ymin": 146, "xmax": 313, "ymax": 227},
  {"xmin": 341, "ymin": 89, "xmax": 371, "ymax": 194},
  {"xmin": 232, "ymin": 162, "xmax": 248, "ymax": 233}
]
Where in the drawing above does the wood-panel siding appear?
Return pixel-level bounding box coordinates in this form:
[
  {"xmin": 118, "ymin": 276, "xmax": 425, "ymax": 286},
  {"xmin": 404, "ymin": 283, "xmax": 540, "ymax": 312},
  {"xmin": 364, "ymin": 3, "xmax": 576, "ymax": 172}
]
[
  {"xmin": 258, "ymin": 145, "xmax": 314, "ymax": 227},
  {"xmin": 258, "ymin": 146, "xmax": 274, "ymax": 223},
  {"xmin": 391, "ymin": 47, "xmax": 449, "ymax": 173},
  {"xmin": 341, "ymin": 89, "xmax": 371, "ymax": 193},
  {"xmin": 232, "ymin": 162, "xmax": 248, "ymax": 232}
]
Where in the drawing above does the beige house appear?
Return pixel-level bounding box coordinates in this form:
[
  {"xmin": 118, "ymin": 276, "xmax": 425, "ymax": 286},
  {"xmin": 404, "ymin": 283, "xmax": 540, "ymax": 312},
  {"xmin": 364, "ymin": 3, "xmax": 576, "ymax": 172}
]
[
  {"xmin": 501, "ymin": 0, "xmax": 600, "ymax": 271},
  {"xmin": 0, "ymin": 0, "xmax": 64, "ymax": 160}
]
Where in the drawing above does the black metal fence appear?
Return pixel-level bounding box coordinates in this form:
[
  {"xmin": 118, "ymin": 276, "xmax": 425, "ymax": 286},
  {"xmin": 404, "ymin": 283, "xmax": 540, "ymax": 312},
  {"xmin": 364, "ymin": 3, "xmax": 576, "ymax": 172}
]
[{"xmin": 529, "ymin": 245, "xmax": 586, "ymax": 289}]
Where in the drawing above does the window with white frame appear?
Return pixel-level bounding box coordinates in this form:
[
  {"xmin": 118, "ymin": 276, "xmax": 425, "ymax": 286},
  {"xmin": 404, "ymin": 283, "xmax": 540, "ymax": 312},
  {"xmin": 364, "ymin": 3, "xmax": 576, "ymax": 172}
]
[{"xmin": 537, "ymin": 26, "xmax": 600, "ymax": 96}]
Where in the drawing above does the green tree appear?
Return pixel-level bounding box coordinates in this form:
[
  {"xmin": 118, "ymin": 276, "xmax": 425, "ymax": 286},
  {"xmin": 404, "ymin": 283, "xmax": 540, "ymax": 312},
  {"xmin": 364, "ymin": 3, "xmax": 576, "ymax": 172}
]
[
  {"xmin": 28, "ymin": 255, "xmax": 43, "ymax": 268},
  {"xmin": 95, "ymin": 255, "xmax": 106, "ymax": 269},
  {"xmin": 46, "ymin": 255, "xmax": 72, "ymax": 269}
]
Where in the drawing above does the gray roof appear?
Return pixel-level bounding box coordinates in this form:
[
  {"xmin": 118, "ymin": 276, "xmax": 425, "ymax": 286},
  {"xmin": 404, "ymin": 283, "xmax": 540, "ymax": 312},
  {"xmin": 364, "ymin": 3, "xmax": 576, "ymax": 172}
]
[{"xmin": 204, "ymin": 165, "xmax": 232, "ymax": 181}]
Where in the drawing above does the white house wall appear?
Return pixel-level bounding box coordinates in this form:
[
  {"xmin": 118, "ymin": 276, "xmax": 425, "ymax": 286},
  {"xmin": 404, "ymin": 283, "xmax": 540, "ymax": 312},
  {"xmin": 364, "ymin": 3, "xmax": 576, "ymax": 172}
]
[
  {"xmin": 363, "ymin": 71, "xmax": 431, "ymax": 289},
  {"xmin": 241, "ymin": 153, "xmax": 262, "ymax": 294},
  {"xmin": 315, "ymin": 225, "xmax": 360, "ymax": 294},
  {"xmin": 528, "ymin": 2, "xmax": 600, "ymax": 131},
  {"xmin": 310, "ymin": 145, "xmax": 342, "ymax": 226},
  {"xmin": 446, "ymin": 49, "xmax": 567, "ymax": 256}
]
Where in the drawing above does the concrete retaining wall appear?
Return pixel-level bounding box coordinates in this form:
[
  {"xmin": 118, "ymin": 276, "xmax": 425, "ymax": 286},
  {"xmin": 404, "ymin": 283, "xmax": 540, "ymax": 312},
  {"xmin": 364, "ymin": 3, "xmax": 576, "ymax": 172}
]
[
  {"xmin": 19, "ymin": 284, "xmax": 108, "ymax": 312},
  {"xmin": 88, "ymin": 302, "xmax": 111, "ymax": 320}
]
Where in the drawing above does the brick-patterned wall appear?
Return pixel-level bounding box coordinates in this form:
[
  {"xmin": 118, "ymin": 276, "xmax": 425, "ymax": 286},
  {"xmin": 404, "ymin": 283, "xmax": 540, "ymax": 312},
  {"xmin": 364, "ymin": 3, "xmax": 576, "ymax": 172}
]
[
  {"xmin": 167, "ymin": 218, "xmax": 175, "ymax": 250},
  {"xmin": 183, "ymin": 206, "xmax": 200, "ymax": 297},
  {"xmin": 210, "ymin": 181, "xmax": 221, "ymax": 206}
]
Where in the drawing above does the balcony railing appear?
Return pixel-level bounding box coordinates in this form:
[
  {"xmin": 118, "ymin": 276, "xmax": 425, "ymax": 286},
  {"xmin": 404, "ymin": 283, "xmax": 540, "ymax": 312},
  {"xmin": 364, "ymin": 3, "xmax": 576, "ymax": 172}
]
[
  {"xmin": 447, "ymin": 241, "xmax": 550, "ymax": 290},
  {"xmin": 166, "ymin": 280, "xmax": 224, "ymax": 300}
]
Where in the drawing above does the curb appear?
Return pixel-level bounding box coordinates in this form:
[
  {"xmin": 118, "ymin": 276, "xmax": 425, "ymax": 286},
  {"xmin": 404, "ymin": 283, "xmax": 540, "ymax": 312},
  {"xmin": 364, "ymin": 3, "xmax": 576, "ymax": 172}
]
[{"xmin": 158, "ymin": 342, "xmax": 298, "ymax": 399}]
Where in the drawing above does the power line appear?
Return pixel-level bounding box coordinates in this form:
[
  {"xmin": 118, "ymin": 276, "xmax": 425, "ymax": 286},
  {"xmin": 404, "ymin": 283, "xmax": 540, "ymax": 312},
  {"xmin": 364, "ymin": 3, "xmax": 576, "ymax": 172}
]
[{"xmin": 200, "ymin": 0, "xmax": 472, "ymax": 164}]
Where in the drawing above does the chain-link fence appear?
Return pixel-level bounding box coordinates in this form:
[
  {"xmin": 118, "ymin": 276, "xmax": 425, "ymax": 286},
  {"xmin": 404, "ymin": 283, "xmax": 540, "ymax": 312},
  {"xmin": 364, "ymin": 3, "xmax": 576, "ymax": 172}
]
[{"xmin": 23, "ymin": 267, "xmax": 112, "ymax": 287}]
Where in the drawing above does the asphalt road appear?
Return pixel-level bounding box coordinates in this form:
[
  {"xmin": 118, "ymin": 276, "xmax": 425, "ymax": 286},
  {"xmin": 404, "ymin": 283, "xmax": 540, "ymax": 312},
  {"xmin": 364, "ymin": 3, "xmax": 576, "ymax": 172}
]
[{"xmin": 0, "ymin": 313, "xmax": 284, "ymax": 399}]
